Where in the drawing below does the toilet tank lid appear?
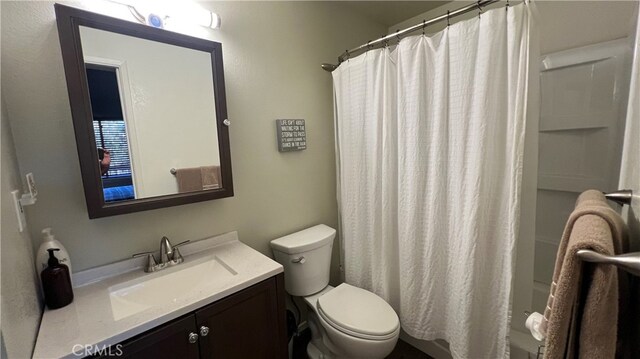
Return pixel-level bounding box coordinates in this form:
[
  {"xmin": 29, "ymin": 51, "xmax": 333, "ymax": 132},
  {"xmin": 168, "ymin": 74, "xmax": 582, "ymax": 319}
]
[{"xmin": 270, "ymin": 224, "xmax": 336, "ymax": 254}]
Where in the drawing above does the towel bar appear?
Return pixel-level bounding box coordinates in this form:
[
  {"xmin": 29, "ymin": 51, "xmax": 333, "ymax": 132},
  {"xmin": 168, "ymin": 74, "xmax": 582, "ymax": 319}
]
[
  {"xmin": 604, "ymin": 189, "xmax": 633, "ymax": 205},
  {"xmin": 576, "ymin": 249, "xmax": 640, "ymax": 277}
]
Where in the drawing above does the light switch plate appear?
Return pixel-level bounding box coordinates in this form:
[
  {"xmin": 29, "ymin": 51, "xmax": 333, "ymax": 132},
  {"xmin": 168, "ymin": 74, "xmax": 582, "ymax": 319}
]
[
  {"xmin": 26, "ymin": 172, "xmax": 37, "ymax": 198},
  {"xmin": 11, "ymin": 190, "xmax": 26, "ymax": 232}
]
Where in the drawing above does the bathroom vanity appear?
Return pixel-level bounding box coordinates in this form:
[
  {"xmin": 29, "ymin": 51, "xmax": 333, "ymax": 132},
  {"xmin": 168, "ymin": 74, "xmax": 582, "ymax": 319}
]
[
  {"xmin": 32, "ymin": 232, "xmax": 287, "ymax": 359},
  {"xmin": 99, "ymin": 276, "xmax": 284, "ymax": 358}
]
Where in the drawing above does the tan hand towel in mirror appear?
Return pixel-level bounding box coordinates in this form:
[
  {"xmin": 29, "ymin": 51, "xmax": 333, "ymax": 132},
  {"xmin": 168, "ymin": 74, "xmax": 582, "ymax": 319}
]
[
  {"xmin": 542, "ymin": 190, "xmax": 630, "ymax": 359},
  {"xmin": 201, "ymin": 165, "xmax": 220, "ymax": 190},
  {"xmin": 175, "ymin": 167, "xmax": 203, "ymax": 193}
]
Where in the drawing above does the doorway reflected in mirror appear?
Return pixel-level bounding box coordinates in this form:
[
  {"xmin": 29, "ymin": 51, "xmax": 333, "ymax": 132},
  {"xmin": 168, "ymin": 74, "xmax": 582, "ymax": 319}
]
[{"xmin": 86, "ymin": 65, "xmax": 135, "ymax": 202}]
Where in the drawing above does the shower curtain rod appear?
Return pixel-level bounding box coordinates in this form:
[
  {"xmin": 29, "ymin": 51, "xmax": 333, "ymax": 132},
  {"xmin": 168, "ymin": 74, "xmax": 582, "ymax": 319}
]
[{"xmin": 328, "ymin": 0, "xmax": 501, "ymax": 68}]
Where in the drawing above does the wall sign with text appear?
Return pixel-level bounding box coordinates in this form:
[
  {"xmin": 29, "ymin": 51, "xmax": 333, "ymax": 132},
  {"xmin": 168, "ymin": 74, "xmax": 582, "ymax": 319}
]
[{"xmin": 276, "ymin": 119, "xmax": 306, "ymax": 152}]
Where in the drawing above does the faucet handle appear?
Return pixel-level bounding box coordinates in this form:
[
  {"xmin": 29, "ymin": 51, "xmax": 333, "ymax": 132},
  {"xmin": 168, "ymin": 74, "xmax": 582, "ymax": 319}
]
[
  {"xmin": 173, "ymin": 240, "xmax": 190, "ymax": 248},
  {"xmin": 171, "ymin": 240, "xmax": 190, "ymax": 264},
  {"xmin": 133, "ymin": 251, "xmax": 158, "ymax": 273}
]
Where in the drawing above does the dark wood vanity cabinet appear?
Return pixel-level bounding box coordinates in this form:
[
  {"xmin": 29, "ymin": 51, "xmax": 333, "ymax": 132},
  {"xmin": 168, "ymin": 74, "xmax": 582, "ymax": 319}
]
[
  {"xmin": 111, "ymin": 315, "xmax": 200, "ymax": 359},
  {"xmin": 99, "ymin": 274, "xmax": 287, "ymax": 359},
  {"xmin": 196, "ymin": 275, "xmax": 283, "ymax": 358}
]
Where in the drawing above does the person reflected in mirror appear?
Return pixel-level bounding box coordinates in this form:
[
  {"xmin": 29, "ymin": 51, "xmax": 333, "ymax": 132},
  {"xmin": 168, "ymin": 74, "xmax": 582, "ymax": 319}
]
[{"xmin": 98, "ymin": 148, "xmax": 111, "ymax": 176}]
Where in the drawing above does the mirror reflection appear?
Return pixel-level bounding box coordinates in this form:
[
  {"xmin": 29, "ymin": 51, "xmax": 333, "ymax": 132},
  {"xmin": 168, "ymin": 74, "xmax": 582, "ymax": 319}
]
[{"xmin": 80, "ymin": 26, "xmax": 221, "ymax": 203}]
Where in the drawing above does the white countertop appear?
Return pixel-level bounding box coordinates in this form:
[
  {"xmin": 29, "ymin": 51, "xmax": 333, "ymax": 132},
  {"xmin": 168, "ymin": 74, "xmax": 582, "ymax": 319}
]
[{"xmin": 32, "ymin": 231, "xmax": 283, "ymax": 359}]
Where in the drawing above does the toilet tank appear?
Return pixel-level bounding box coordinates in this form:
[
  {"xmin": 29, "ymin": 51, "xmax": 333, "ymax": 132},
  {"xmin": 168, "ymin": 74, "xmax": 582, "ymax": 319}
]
[{"xmin": 270, "ymin": 224, "xmax": 336, "ymax": 296}]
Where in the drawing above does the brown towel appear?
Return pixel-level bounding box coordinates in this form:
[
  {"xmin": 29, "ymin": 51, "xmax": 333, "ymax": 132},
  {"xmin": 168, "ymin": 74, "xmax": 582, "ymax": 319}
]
[
  {"xmin": 201, "ymin": 165, "xmax": 220, "ymax": 190},
  {"xmin": 175, "ymin": 167, "xmax": 203, "ymax": 193},
  {"xmin": 543, "ymin": 190, "xmax": 630, "ymax": 359},
  {"xmin": 175, "ymin": 166, "xmax": 221, "ymax": 193}
]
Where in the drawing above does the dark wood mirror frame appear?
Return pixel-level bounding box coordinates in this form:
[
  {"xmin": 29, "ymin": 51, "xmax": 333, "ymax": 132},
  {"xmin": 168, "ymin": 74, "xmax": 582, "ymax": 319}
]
[{"xmin": 55, "ymin": 4, "xmax": 233, "ymax": 219}]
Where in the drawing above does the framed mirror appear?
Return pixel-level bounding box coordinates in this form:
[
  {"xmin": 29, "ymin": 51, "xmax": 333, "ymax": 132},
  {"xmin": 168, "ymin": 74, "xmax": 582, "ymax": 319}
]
[{"xmin": 55, "ymin": 4, "xmax": 233, "ymax": 218}]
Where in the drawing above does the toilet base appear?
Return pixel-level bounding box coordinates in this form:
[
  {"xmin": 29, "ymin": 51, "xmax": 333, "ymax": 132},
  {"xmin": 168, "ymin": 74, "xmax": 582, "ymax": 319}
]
[
  {"xmin": 305, "ymin": 307, "xmax": 398, "ymax": 359},
  {"xmin": 307, "ymin": 311, "xmax": 336, "ymax": 359},
  {"xmin": 307, "ymin": 341, "xmax": 332, "ymax": 359}
]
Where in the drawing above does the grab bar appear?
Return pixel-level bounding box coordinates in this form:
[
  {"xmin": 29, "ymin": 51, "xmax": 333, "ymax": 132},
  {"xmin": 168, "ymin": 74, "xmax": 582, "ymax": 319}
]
[
  {"xmin": 576, "ymin": 250, "xmax": 640, "ymax": 277},
  {"xmin": 604, "ymin": 189, "xmax": 633, "ymax": 205},
  {"xmin": 576, "ymin": 189, "xmax": 638, "ymax": 276}
]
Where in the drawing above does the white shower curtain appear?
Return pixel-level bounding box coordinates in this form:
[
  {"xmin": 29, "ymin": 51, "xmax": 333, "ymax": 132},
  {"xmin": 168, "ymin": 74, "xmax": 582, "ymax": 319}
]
[{"xmin": 333, "ymin": 4, "xmax": 534, "ymax": 358}]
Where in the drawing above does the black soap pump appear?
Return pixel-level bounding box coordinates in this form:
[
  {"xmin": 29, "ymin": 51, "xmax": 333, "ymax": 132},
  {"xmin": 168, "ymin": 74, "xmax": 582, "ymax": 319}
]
[{"xmin": 41, "ymin": 248, "xmax": 74, "ymax": 309}]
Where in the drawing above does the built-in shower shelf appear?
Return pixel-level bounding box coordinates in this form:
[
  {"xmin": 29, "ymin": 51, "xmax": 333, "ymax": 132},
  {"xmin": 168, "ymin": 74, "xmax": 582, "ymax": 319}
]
[
  {"xmin": 539, "ymin": 125, "xmax": 608, "ymax": 133},
  {"xmin": 535, "ymin": 235, "xmax": 559, "ymax": 246},
  {"xmin": 538, "ymin": 174, "xmax": 607, "ymax": 193},
  {"xmin": 532, "ymin": 280, "xmax": 552, "ymax": 314}
]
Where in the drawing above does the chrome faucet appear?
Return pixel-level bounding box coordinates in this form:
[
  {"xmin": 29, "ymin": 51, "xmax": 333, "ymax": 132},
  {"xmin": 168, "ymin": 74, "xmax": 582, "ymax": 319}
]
[
  {"xmin": 133, "ymin": 236, "xmax": 190, "ymax": 273},
  {"xmin": 160, "ymin": 236, "xmax": 174, "ymax": 265}
]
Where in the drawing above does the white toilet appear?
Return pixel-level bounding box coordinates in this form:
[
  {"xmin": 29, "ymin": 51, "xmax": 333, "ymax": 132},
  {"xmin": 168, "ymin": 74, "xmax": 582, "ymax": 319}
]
[{"xmin": 270, "ymin": 224, "xmax": 400, "ymax": 359}]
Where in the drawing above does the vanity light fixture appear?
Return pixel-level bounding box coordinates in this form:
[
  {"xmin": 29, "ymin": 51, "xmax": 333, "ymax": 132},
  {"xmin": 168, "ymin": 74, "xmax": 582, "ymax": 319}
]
[{"xmin": 109, "ymin": 0, "xmax": 221, "ymax": 29}]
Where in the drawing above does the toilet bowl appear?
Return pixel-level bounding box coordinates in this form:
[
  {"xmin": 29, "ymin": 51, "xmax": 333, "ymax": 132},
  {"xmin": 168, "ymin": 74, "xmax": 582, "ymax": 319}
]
[
  {"xmin": 304, "ymin": 284, "xmax": 400, "ymax": 359},
  {"xmin": 270, "ymin": 225, "xmax": 400, "ymax": 359}
]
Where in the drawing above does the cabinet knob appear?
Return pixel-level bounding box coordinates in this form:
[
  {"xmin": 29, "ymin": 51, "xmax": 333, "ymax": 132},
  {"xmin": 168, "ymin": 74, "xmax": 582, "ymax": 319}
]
[
  {"xmin": 200, "ymin": 326, "xmax": 210, "ymax": 337},
  {"xmin": 188, "ymin": 332, "xmax": 199, "ymax": 344}
]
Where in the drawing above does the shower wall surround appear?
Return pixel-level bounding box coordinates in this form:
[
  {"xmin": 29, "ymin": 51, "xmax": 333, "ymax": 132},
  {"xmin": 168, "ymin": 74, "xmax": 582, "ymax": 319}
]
[{"xmin": 1, "ymin": 1, "xmax": 386, "ymax": 277}]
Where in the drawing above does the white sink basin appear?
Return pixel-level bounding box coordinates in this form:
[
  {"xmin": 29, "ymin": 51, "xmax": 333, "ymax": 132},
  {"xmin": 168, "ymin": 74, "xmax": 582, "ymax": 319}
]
[{"xmin": 109, "ymin": 255, "xmax": 237, "ymax": 320}]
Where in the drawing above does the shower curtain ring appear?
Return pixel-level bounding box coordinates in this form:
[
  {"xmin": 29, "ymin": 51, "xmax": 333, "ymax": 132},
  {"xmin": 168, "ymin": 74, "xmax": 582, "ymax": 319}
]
[
  {"xmin": 446, "ymin": 11, "xmax": 450, "ymax": 27},
  {"xmin": 396, "ymin": 29, "xmax": 401, "ymax": 43},
  {"xmin": 477, "ymin": 0, "xmax": 483, "ymax": 17},
  {"xmin": 422, "ymin": 19, "xmax": 426, "ymax": 35},
  {"xmin": 506, "ymin": 0, "xmax": 510, "ymax": 11}
]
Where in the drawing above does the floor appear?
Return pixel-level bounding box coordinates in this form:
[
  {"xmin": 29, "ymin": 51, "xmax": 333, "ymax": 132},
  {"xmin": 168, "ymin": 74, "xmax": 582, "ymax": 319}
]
[
  {"xmin": 291, "ymin": 325, "xmax": 432, "ymax": 359},
  {"xmin": 292, "ymin": 330, "xmax": 432, "ymax": 359},
  {"xmin": 386, "ymin": 340, "xmax": 433, "ymax": 359}
]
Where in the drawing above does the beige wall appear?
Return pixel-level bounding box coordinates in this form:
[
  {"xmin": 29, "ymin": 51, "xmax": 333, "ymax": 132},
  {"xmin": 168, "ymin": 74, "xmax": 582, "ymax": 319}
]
[
  {"xmin": 1, "ymin": 0, "xmax": 386, "ymax": 290},
  {"xmin": 1, "ymin": 101, "xmax": 43, "ymax": 358}
]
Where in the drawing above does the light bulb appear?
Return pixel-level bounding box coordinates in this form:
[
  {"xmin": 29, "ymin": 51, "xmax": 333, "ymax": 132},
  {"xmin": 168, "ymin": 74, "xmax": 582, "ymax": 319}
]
[
  {"xmin": 108, "ymin": 0, "xmax": 220, "ymax": 29},
  {"xmin": 169, "ymin": 5, "xmax": 220, "ymax": 29}
]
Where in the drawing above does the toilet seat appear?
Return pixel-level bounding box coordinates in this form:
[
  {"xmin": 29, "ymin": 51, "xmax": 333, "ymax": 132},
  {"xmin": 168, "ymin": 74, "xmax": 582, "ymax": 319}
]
[{"xmin": 317, "ymin": 283, "xmax": 399, "ymax": 341}]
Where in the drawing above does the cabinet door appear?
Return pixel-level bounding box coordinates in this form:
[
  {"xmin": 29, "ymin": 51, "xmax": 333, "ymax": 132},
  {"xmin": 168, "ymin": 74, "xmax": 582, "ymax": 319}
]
[
  {"xmin": 100, "ymin": 314, "xmax": 199, "ymax": 359},
  {"xmin": 195, "ymin": 274, "xmax": 287, "ymax": 359}
]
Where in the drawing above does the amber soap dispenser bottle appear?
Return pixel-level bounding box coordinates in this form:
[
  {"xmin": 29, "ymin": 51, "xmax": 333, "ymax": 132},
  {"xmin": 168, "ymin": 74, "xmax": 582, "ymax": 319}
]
[{"xmin": 41, "ymin": 248, "xmax": 74, "ymax": 309}]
